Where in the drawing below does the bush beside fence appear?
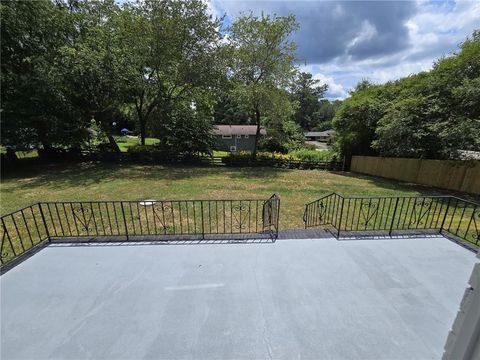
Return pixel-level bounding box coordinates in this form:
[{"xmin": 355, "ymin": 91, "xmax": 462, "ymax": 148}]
[
  {"xmin": 2, "ymin": 151, "xmax": 344, "ymax": 171},
  {"xmin": 223, "ymin": 155, "xmax": 344, "ymax": 170}
]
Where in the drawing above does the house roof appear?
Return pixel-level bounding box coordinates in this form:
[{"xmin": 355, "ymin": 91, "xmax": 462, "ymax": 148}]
[
  {"xmin": 304, "ymin": 130, "xmax": 334, "ymax": 137},
  {"xmin": 213, "ymin": 125, "xmax": 266, "ymax": 136}
]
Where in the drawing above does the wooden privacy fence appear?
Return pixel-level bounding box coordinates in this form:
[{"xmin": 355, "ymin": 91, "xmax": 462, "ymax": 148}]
[{"xmin": 351, "ymin": 156, "xmax": 480, "ymax": 195}]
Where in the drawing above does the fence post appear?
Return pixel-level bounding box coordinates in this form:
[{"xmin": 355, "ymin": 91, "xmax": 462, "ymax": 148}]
[
  {"xmin": 342, "ymin": 156, "xmax": 346, "ymax": 171},
  {"xmin": 200, "ymin": 201, "xmax": 205, "ymax": 239},
  {"xmin": 439, "ymin": 197, "xmax": 452, "ymax": 234},
  {"xmin": 120, "ymin": 202, "xmax": 129, "ymax": 241},
  {"xmin": 336, "ymin": 197, "xmax": 345, "ymax": 239},
  {"xmin": 389, "ymin": 198, "xmax": 399, "ymax": 236},
  {"xmin": 38, "ymin": 203, "xmax": 51, "ymax": 243}
]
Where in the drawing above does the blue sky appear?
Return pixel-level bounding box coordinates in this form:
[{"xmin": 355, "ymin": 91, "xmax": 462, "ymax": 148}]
[{"xmin": 208, "ymin": 0, "xmax": 480, "ymax": 99}]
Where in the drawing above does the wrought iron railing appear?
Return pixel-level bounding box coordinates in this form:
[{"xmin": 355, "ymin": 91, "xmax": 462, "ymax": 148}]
[
  {"xmin": 1, "ymin": 195, "xmax": 280, "ymax": 268},
  {"xmin": 304, "ymin": 193, "xmax": 479, "ymax": 246}
]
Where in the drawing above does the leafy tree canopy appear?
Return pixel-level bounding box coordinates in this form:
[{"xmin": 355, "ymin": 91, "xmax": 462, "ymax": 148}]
[
  {"xmin": 226, "ymin": 13, "xmax": 301, "ymax": 156},
  {"xmin": 334, "ymin": 30, "xmax": 480, "ymax": 159}
]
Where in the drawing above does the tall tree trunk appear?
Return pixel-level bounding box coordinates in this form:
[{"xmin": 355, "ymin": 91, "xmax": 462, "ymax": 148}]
[
  {"xmin": 135, "ymin": 92, "xmax": 147, "ymax": 146},
  {"xmin": 139, "ymin": 114, "xmax": 146, "ymax": 146},
  {"xmin": 39, "ymin": 139, "xmax": 56, "ymax": 159},
  {"xmin": 95, "ymin": 110, "xmax": 120, "ymax": 152},
  {"xmin": 252, "ymin": 107, "xmax": 261, "ymax": 159},
  {"xmin": 106, "ymin": 132, "xmax": 120, "ymax": 152},
  {"xmin": 5, "ymin": 147, "xmax": 18, "ymax": 162}
]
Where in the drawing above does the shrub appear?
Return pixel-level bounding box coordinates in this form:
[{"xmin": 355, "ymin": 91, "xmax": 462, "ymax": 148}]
[
  {"xmin": 229, "ymin": 149, "xmax": 338, "ymax": 162},
  {"xmin": 231, "ymin": 150, "xmax": 296, "ymax": 161},
  {"xmin": 127, "ymin": 145, "xmax": 157, "ymax": 154},
  {"xmin": 302, "ymin": 142, "xmax": 318, "ymax": 150},
  {"xmin": 288, "ymin": 149, "xmax": 337, "ymax": 162}
]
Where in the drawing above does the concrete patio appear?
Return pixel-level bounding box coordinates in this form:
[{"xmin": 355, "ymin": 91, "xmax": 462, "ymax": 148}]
[{"xmin": 1, "ymin": 235, "xmax": 477, "ymax": 359}]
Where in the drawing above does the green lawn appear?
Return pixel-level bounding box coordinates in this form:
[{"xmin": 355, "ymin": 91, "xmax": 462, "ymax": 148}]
[
  {"xmin": 212, "ymin": 150, "xmax": 229, "ymax": 157},
  {"xmin": 0, "ymin": 137, "xmax": 160, "ymax": 158},
  {"xmin": 114, "ymin": 136, "xmax": 160, "ymax": 152},
  {"xmin": 0, "ymin": 147, "xmax": 39, "ymax": 159},
  {"xmin": 1, "ymin": 162, "xmax": 458, "ymax": 230}
]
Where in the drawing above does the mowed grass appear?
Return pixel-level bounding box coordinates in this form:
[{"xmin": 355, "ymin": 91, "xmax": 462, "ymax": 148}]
[
  {"xmin": 114, "ymin": 137, "xmax": 160, "ymax": 152},
  {"xmin": 0, "ymin": 162, "xmax": 463, "ymax": 230}
]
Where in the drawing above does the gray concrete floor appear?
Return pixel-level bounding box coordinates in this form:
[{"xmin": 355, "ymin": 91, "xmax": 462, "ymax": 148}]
[{"xmin": 1, "ymin": 236, "xmax": 477, "ymax": 360}]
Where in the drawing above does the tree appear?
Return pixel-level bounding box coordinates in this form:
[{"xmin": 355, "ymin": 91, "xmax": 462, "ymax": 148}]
[
  {"xmin": 314, "ymin": 99, "xmax": 342, "ymax": 131},
  {"xmin": 373, "ymin": 96, "xmax": 439, "ymax": 157},
  {"xmin": 289, "ymin": 72, "xmax": 327, "ymax": 130},
  {"xmin": 1, "ymin": 0, "xmax": 87, "ymax": 158},
  {"xmin": 213, "ymin": 94, "xmax": 252, "ymax": 125},
  {"xmin": 227, "ymin": 13, "xmax": 299, "ymax": 157},
  {"xmin": 372, "ymin": 31, "xmax": 480, "ymax": 158},
  {"xmin": 119, "ymin": 0, "xmax": 222, "ymax": 145},
  {"xmin": 150, "ymin": 95, "xmax": 215, "ymax": 156},
  {"xmin": 335, "ymin": 30, "xmax": 480, "ymax": 159},
  {"xmin": 333, "ymin": 81, "xmax": 385, "ymax": 157},
  {"xmin": 56, "ymin": 0, "xmax": 127, "ymax": 152}
]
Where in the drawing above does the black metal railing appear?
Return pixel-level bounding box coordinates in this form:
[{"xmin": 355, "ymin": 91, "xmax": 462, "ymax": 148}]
[
  {"xmin": 1, "ymin": 195, "xmax": 280, "ymax": 268},
  {"xmin": 304, "ymin": 193, "xmax": 479, "ymax": 246}
]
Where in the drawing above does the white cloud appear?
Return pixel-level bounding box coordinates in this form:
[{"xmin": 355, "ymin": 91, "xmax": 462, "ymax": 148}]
[
  {"xmin": 347, "ymin": 20, "xmax": 378, "ymax": 50},
  {"xmin": 312, "ymin": 73, "xmax": 347, "ymax": 100}
]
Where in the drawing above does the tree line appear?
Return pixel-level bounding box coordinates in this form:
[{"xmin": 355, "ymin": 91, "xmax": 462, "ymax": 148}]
[
  {"xmin": 2, "ymin": 0, "xmax": 477, "ymax": 162},
  {"xmin": 333, "ymin": 31, "xmax": 480, "ymax": 160},
  {"xmin": 1, "ymin": 0, "xmax": 338, "ymax": 161}
]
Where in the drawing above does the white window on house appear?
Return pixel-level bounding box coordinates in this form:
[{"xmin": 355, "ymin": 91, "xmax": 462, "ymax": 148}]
[
  {"xmin": 222, "ymin": 135, "xmax": 232, "ymax": 139},
  {"xmin": 230, "ymin": 146, "xmax": 237, "ymax": 152},
  {"xmin": 236, "ymin": 135, "xmax": 241, "ymax": 139},
  {"xmin": 244, "ymin": 135, "xmax": 249, "ymax": 139}
]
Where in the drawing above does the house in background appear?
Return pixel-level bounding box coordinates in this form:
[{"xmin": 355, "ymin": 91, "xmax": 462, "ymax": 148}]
[
  {"xmin": 304, "ymin": 129, "xmax": 334, "ymax": 142},
  {"xmin": 212, "ymin": 125, "xmax": 266, "ymax": 152}
]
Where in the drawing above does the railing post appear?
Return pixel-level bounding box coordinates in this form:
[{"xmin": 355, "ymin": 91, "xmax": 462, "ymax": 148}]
[
  {"xmin": 120, "ymin": 202, "xmax": 129, "ymax": 241},
  {"xmin": 1, "ymin": 217, "xmax": 15, "ymax": 261},
  {"xmin": 389, "ymin": 198, "xmax": 399, "ymax": 236},
  {"xmin": 200, "ymin": 201, "xmax": 205, "ymax": 239},
  {"xmin": 303, "ymin": 205, "xmax": 308, "ymax": 229},
  {"xmin": 275, "ymin": 196, "xmax": 280, "ymax": 240},
  {"xmin": 439, "ymin": 197, "xmax": 452, "ymax": 234},
  {"xmin": 38, "ymin": 203, "xmax": 51, "ymax": 243},
  {"xmin": 336, "ymin": 196, "xmax": 345, "ymax": 239}
]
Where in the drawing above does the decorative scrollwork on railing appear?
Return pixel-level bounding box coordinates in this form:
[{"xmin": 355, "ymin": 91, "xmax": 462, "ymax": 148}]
[
  {"xmin": 153, "ymin": 202, "xmax": 174, "ymax": 231},
  {"xmin": 409, "ymin": 200, "xmax": 432, "ymax": 227},
  {"xmin": 72, "ymin": 204, "xmax": 94, "ymax": 233},
  {"xmin": 316, "ymin": 201, "xmax": 327, "ymax": 224},
  {"xmin": 469, "ymin": 210, "xmax": 480, "ymax": 244},
  {"xmin": 1, "ymin": 222, "xmax": 16, "ymax": 265},
  {"xmin": 1, "ymin": 251, "xmax": 8, "ymax": 263},
  {"xmin": 233, "ymin": 204, "xmax": 250, "ymax": 230},
  {"xmin": 359, "ymin": 200, "xmax": 379, "ymax": 227}
]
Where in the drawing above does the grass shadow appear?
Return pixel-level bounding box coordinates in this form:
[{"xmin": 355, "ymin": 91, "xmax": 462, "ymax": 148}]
[{"xmin": 1, "ymin": 161, "xmax": 289, "ymax": 192}]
